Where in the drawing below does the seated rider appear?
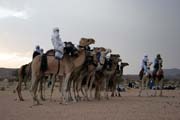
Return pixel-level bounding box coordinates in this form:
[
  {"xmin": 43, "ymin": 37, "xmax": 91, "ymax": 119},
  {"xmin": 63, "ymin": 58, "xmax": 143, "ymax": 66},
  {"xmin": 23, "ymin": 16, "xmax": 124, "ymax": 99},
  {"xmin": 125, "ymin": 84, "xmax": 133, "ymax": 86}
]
[
  {"xmin": 32, "ymin": 45, "xmax": 41, "ymax": 59},
  {"xmin": 141, "ymin": 55, "xmax": 149, "ymax": 73},
  {"xmin": 51, "ymin": 27, "xmax": 65, "ymax": 60},
  {"xmin": 139, "ymin": 55, "xmax": 151, "ymax": 79},
  {"xmin": 153, "ymin": 54, "xmax": 163, "ymax": 74}
]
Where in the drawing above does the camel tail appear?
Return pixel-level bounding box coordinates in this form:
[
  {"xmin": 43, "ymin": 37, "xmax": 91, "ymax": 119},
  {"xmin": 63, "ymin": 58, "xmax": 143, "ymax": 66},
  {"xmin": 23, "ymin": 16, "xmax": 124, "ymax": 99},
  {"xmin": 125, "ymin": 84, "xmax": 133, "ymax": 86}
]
[{"xmin": 40, "ymin": 54, "xmax": 48, "ymax": 72}]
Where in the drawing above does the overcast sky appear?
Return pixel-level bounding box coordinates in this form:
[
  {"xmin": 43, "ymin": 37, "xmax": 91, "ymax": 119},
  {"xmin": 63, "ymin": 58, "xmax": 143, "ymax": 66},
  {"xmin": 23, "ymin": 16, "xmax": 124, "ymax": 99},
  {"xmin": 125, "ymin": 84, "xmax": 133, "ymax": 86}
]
[{"xmin": 0, "ymin": 0, "xmax": 180, "ymax": 74}]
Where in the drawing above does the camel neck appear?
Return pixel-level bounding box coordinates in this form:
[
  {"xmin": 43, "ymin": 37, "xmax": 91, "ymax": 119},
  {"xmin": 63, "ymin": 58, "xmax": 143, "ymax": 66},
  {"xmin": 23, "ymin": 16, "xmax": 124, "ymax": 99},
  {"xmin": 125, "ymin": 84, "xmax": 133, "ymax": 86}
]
[{"xmin": 73, "ymin": 49, "xmax": 86, "ymax": 68}]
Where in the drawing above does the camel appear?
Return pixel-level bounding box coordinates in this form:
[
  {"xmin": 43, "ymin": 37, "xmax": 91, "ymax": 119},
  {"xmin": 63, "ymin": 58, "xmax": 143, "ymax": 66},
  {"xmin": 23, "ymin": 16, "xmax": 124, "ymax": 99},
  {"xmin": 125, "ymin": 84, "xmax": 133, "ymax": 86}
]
[
  {"xmin": 111, "ymin": 62, "xmax": 129, "ymax": 97},
  {"xmin": 152, "ymin": 62, "xmax": 164, "ymax": 96},
  {"xmin": 70, "ymin": 47, "xmax": 111, "ymax": 101},
  {"xmin": 30, "ymin": 38, "xmax": 95, "ymax": 105},
  {"xmin": 94, "ymin": 54, "xmax": 121, "ymax": 100},
  {"xmin": 66, "ymin": 48, "xmax": 99, "ymax": 102},
  {"xmin": 138, "ymin": 62, "xmax": 152, "ymax": 96},
  {"xmin": 83, "ymin": 48, "xmax": 112, "ymax": 100},
  {"xmin": 17, "ymin": 41, "xmax": 80, "ymax": 102},
  {"xmin": 16, "ymin": 63, "xmax": 31, "ymax": 101}
]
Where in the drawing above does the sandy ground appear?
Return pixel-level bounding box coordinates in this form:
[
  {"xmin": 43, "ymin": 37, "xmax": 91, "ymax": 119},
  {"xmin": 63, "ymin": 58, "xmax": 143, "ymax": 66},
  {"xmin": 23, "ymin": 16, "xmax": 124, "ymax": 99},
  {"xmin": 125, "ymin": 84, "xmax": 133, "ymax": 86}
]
[{"xmin": 0, "ymin": 82, "xmax": 180, "ymax": 120}]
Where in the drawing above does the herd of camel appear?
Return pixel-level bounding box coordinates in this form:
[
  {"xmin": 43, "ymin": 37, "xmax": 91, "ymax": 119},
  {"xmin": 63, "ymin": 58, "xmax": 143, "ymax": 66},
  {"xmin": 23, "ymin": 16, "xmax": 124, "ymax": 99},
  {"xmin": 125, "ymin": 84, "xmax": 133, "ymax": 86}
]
[{"xmin": 16, "ymin": 38, "xmax": 164, "ymax": 105}]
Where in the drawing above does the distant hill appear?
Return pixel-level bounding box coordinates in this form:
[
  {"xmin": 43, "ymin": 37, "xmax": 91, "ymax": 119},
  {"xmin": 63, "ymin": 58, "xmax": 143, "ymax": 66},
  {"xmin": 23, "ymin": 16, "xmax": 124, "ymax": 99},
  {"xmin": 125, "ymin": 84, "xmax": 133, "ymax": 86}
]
[
  {"xmin": 0, "ymin": 68, "xmax": 18, "ymax": 80},
  {"xmin": 163, "ymin": 68, "xmax": 180, "ymax": 79}
]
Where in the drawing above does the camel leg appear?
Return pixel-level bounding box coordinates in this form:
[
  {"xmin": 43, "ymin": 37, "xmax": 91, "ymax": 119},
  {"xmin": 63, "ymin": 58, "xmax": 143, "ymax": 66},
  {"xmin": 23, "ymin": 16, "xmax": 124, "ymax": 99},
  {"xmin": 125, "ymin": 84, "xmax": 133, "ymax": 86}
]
[
  {"xmin": 111, "ymin": 81, "xmax": 116, "ymax": 97},
  {"xmin": 16, "ymin": 73, "xmax": 24, "ymax": 101},
  {"xmin": 58, "ymin": 76, "xmax": 63, "ymax": 101},
  {"xmin": 67, "ymin": 80, "xmax": 74, "ymax": 101},
  {"xmin": 139, "ymin": 76, "xmax": 144, "ymax": 96},
  {"xmin": 84, "ymin": 74, "xmax": 91, "ymax": 100},
  {"xmin": 50, "ymin": 74, "xmax": 56, "ymax": 100},
  {"xmin": 154, "ymin": 79, "xmax": 158, "ymax": 96},
  {"xmin": 23, "ymin": 77, "xmax": 28, "ymax": 90},
  {"xmin": 30, "ymin": 74, "xmax": 40, "ymax": 105},
  {"xmin": 77, "ymin": 74, "xmax": 85, "ymax": 101},
  {"xmin": 80, "ymin": 87, "xmax": 85, "ymax": 100},
  {"xmin": 61, "ymin": 73, "xmax": 71, "ymax": 104},
  {"xmin": 39, "ymin": 77, "xmax": 45, "ymax": 101},
  {"xmin": 103, "ymin": 77, "xmax": 109, "ymax": 100},
  {"xmin": 71, "ymin": 80, "xmax": 76, "ymax": 102},
  {"xmin": 159, "ymin": 78, "xmax": 164, "ymax": 96},
  {"xmin": 145, "ymin": 77, "xmax": 149, "ymax": 96},
  {"xmin": 89, "ymin": 73, "xmax": 95, "ymax": 100},
  {"xmin": 95, "ymin": 85, "xmax": 101, "ymax": 100}
]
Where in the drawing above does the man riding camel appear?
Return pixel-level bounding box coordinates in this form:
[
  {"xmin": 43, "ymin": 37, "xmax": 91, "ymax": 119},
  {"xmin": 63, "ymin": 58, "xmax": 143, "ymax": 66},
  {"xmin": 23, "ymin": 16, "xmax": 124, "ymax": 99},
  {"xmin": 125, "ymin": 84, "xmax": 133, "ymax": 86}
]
[
  {"xmin": 153, "ymin": 54, "xmax": 163, "ymax": 74},
  {"xmin": 139, "ymin": 55, "xmax": 152, "ymax": 80},
  {"xmin": 32, "ymin": 45, "xmax": 41, "ymax": 59},
  {"xmin": 51, "ymin": 27, "xmax": 65, "ymax": 59}
]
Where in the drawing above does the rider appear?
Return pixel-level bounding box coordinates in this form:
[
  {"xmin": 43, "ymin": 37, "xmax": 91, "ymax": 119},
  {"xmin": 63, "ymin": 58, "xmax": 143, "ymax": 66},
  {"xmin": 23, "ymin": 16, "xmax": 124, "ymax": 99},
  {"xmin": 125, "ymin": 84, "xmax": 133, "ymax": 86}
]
[
  {"xmin": 153, "ymin": 54, "xmax": 163, "ymax": 74},
  {"xmin": 51, "ymin": 27, "xmax": 65, "ymax": 60},
  {"xmin": 141, "ymin": 55, "xmax": 149, "ymax": 74},
  {"xmin": 32, "ymin": 45, "xmax": 41, "ymax": 59},
  {"xmin": 139, "ymin": 54, "xmax": 151, "ymax": 80}
]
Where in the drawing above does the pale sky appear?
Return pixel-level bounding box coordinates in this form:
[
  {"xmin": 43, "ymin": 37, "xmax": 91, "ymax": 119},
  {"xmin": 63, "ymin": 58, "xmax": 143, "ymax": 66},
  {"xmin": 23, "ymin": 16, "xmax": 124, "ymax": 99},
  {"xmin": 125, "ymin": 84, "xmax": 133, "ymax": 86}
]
[{"xmin": 0, "ymin": 0, "xmax": 180, "ymax": 74}]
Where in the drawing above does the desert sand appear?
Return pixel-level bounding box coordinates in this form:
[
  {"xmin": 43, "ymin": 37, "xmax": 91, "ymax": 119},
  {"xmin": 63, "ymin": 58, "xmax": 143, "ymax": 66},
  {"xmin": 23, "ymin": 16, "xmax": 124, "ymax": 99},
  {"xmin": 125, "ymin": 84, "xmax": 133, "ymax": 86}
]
[{"xmin": 0, "ymin": 82, "xmax": 180, "ymax": 120}]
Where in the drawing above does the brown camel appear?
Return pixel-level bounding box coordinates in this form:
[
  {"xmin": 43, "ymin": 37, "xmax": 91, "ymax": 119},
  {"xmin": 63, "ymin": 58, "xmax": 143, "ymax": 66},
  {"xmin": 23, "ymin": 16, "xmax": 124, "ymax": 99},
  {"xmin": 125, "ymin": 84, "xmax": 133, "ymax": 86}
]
[
  {"xmin": 66, "ymin": 48, "xmax": 99, "ymax": 102},
  {"xmin": 70, "ymin": 47, "xmax": 109, "ymax": 101},
  {"xmin": 16, "ymin": 62, "xmax": 31, "ymax": 101},
  {"xmin": 94, "ymin": 54, "xmax": 120, "ymax": 100},
  {"xmin": 111, "ymin": 62, "xmax": 129, "ymax": 97},
  {"xmin": 83, "ymin": 48, "xmax": 112, "ymax": 100},
  {"xmin": 30, "ymin": 38, "xmax": 95, "ymax": 105},
  {"xmin": 17, "ymin": 42, "xmax": 78, "ymax": 101},
  {"xmin": 152, "ymin": 62, "xmax": 164, "ymax": 96}
]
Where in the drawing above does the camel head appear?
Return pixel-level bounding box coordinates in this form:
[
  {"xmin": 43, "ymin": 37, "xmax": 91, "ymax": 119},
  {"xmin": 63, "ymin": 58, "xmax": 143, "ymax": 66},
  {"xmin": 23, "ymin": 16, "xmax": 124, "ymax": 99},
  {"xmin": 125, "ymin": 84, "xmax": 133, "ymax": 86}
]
[
  {"xmin": 79, "ymin": 38, "xmax": 95, "ymax": 47},
  {"xmin": 95, "ymin": 47, "xmax": 112, "ymax": 65},
  {"xmin": 110, "ymin": 54, "xmax": 120, "ymax": 64},
  {"xmin": 121, "ymin": 62, "xmax": 129, "ymax": 67}
]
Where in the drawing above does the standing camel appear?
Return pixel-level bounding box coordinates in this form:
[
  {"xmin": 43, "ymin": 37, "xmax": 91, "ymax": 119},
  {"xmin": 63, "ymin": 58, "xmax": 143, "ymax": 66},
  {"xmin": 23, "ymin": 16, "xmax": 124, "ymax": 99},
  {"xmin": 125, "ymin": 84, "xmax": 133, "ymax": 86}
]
[
  {"xmin": 72, "ymin": 47, "xmax": 110, "ymax": 101},
  {"xmin": 152, "ymin": 62, "xmax": 164, "ymax": 96},
  {"xmin": 138, "ymin": 62, "xmax": 152, "ymax": 96},
  {"xmin": 30, "ymin": 38, "xmax": 95, "ymax": 105},
  {"xmin": 94, "ymin": 54, "xmax": 120, "ymax": 100},
  {"xmin": 83, "ymin": 48, "xmax": 112, "ymax": 100},
  {"xmin": 67, "ymin": 48, "xmax": 99, "ymax": 102},
  {"xmin": 16, "ymin": 62, "xmax": 31, "ymax": 101},
  {"xmin": 111, "ymin": 62, "xmax": 129, "ymax": 97}
]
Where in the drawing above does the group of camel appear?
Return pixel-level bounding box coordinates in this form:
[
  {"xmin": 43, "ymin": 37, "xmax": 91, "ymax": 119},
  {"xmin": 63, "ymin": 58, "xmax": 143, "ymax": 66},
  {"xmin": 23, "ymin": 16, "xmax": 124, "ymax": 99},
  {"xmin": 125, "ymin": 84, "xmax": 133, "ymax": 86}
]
[{"xmin": 16, "ymin": 38, "xmax": 164, "ymax": 105}]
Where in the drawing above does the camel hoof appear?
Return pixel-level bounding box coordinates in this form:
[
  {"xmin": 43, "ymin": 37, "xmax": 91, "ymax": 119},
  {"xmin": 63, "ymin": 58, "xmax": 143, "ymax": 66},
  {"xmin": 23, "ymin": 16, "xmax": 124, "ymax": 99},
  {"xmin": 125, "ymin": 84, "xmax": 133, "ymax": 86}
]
[
  {"xmin": 41, "ymin": 97, "xmax": 46, "ymax": 101},
  {"xmin": 72, "ymin": 100, "xmax": 77, "ymax": 103},
  {"xmin": 20, "ymin": 98, "xmax": 24, "ymax": 101}
]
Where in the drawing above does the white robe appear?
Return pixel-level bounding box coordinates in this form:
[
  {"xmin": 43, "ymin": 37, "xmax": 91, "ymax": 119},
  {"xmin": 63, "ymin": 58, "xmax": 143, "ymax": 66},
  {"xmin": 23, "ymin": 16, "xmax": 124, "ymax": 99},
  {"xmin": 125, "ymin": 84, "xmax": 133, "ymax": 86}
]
[{"xmin": 51, "ymin": 31, "xmax": 65, "ymax": 59}]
